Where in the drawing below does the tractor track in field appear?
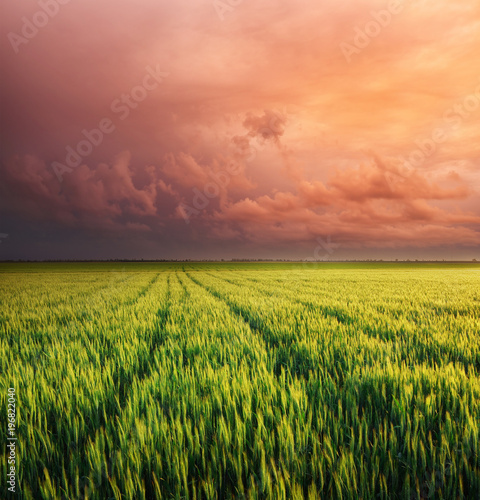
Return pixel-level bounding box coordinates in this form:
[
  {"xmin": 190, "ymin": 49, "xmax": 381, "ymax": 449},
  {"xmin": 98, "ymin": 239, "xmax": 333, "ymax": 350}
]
[
  {"xmin": 202, "ymin": 271, "xmax": 356, "ymax": 326},
  {"xmin": 155, "ymin": 272, "xmax": 171, "ymax": 331},
  {"xmin": 12, "ymin": 284, "xmax": 162, "ymax": 463},
  {"xmin": 175, "ymin": 271, "xmax": 191, "ymax": 299},
  {"xmin": 71, "ymin": 272, "xmax": 166, "ymax": 408},
  {"xmin": 8, "ymin": 273, "xmax": 163, "ymax": 356},
  {"xmin": 182, "ymin": 271, "xmax": 367, "ymax": 388},
  {"xmin": 124, "ymin": 272, "xmax": 160, "ymax": 305},
  {"xmin": 113, "ymin": 272, "xmax": 173, "ymax": 408},
  {"xmin": 59, "ymin": 273, "xmax": 172, "ymax": 456},
  {"xmin": 199, "ymin": 272, "xmax": 480, "ymax": 371},
  {"xmin": 75, "ymin": 272, "xmax": 160, "ymax": 322},
  {"xmin": 183, "ymin": 271, "xmax": 303, "ymax": 377},
  {"xmin": 184, "ymin": 271, "xmax": 270, "ymax": 335}
]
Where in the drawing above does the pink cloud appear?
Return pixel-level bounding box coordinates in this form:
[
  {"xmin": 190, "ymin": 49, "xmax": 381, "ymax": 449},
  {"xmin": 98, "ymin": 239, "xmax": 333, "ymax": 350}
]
[
  {"xmin": 1, "ymin": 153, "xmax": 158, "ymax": 231},
  {"xmin": 1, "ymin": 0, "xmax": 479, "ymax": 257},
  {"xmin": 211, "ymin": 155, "xmax": 479, "ymax": 248}
]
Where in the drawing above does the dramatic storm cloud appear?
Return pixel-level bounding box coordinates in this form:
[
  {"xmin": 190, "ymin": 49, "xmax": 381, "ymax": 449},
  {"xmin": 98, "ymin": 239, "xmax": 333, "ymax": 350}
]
[{"xmin": 1, "ymin": 0, "xmax": 479, "ymax": 260}]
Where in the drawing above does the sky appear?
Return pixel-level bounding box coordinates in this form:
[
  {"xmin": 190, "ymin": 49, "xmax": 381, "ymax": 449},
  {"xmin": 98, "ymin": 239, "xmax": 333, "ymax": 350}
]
[{"xmin": 0, "ymin": 0, "xmax": 479, "ymax": 260}]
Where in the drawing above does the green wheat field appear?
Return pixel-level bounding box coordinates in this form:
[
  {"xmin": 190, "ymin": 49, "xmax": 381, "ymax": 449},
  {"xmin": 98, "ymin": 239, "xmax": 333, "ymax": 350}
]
[{"xmin": 1, "ymin": 262, "xmax": 479, "ymax": 499}]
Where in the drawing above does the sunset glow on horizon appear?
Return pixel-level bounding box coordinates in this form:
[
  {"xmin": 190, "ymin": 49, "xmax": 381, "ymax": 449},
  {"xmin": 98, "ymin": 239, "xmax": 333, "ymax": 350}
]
[{"xmin": 1, "ymin": 0, "xmax": 479, "ymax": 260}]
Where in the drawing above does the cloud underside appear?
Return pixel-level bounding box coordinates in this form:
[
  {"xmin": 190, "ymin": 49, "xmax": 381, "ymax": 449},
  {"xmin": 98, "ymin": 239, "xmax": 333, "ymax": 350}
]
[{"xmin": 2, "ymin": 144, "xmax": 478, "ymax": 249}]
